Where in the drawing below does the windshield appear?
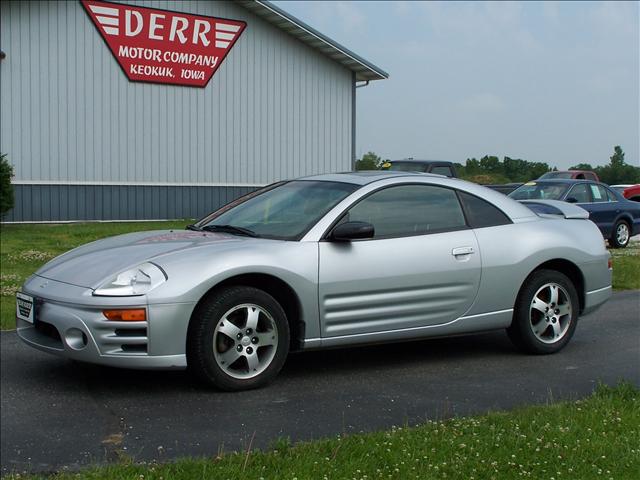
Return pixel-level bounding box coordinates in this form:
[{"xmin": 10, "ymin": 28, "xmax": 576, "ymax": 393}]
[
  {"xmin": 197, "ymin": 181, "xmax": 358, "ymax": 240},
  {"xmin": 387, "ymin": 162, "xmax": 428, "ymax": 172},
  {"xmin": 539, "ymin": 172, "xmax": 573, "ymax": 179},
  {"xmin": 509, "ymin": 182, "xmax": 570, "ymax": 201}
]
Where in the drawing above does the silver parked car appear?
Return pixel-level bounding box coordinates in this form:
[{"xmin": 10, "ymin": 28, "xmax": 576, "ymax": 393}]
[{"xmin": 17, "ymin": 172, "xmax": 612, "ymax": 391}]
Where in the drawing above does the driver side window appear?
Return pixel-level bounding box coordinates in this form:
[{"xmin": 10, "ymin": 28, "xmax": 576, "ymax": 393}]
[{"xmin": 342, "ymin": 184, "xmax": 467, "ymax": 239}]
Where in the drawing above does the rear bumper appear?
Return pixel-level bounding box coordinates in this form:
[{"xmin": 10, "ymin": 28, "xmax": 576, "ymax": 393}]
[{"xmin": 582, "ymin": 285, "xmax": 612, "ymax": 316}]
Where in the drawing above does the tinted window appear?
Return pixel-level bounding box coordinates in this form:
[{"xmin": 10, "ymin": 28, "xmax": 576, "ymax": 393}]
[
  {"xmin": 388, "ymin": 162, "xmax": 428, "ymax": 172},
  {"xmin": 431, "ymin": 166, "xmax": 453, "ymax": 177},
  {"xmin": 458, "ymin": 192, "xmax": 511, "ymax": 228},
  {"xmin": 567, "ymin": 184, "xmax": 591, "ymax": 203},
  {"xmin": 342, "ymin": 185, "xmax": 466, "ymax": 239},
  {"xmin": 201, "ymin": 181, "xmax": 357, "ymax": 240}
]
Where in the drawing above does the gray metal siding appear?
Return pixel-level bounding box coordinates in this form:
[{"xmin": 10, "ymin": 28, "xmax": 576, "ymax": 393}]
[
  {"xmin": 5, "ymin": 184, "xmax": 257, "ymax": 222},
  {"xmin": 1, "ymin": 0, "xmax": 354, "ymax": 221}
]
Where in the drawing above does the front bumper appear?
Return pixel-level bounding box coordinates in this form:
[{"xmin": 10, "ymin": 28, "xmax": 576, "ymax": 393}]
[{"xmin": 17, "ymin": 276, "xmax": 196, "ymax": 370}]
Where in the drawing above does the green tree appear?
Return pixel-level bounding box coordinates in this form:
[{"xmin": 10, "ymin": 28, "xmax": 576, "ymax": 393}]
[
  {"xmin": 355, "ymin": 151, "xmax": 383, "ymax": 171},
  {"xmin": 610, "ymin": 146, "xmax": 625, "ymax": 167},
  {"xmin": 570, "ymin": 163, "xmax": 594, "ymax": 171},
  {"xmin": 0, "ymin": 153, "xmax": 14, "ymax": 216},
  {"xmin": 460, "ymin": 155, "xmax": 551, "ymax": 183},
  {"xmin": 479, "ymin": 155, "xmax": 501, "ymax": 174},
  {"xmin": 595, "ymin": 146, "xmax": 640, "ymax": 185}
]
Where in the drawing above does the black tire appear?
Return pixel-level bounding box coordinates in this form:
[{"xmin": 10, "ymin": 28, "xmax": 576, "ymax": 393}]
[
  {"xmin": 609, "ymin": 220, "xmax": 630, "ymax": 249},
  {"xmin": 187, "ymin": 286, "xmax": 290, "ymax": 391},
  {"xmin": 507, "ymin": 269, "xmax": 579, "ymax": 355}
]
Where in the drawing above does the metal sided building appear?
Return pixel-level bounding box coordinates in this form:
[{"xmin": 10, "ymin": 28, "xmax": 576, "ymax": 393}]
[{"xmin": 0, "ymin": 0, "xmax": 387, "ymax": 222}]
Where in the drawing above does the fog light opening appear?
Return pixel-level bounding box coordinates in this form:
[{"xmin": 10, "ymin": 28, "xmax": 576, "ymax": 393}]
[{"xmin": 65, "ymin": 328, "xmax": 88, "ymax": 350}]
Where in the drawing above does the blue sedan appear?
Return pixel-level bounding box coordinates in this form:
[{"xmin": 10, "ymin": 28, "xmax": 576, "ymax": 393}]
[{"xmin": 509, "ymin": 179, "xmax": 640, "ymax": 248}]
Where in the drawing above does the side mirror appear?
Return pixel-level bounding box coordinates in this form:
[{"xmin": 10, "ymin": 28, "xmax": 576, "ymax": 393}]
[
  {"xmin": 566, "ymin": 197, "xmax": 578, "ymax": 204},
  {"xmin": 330, "ymin": 221, "xmax": 374, "ymax": 242}
]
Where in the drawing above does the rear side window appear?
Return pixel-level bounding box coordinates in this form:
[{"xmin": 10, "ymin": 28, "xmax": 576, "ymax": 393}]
[
  {"xmin": 343, "ymin": 184, "xmax": 466, "ymax": 239},
  {"xmin": 458, "ymin": 192, "xmax": 512, "ymax": 228},
  {"xmin": 604, "ymin": 187, "xmax": 619, "ymax": 202},
  {"xmin": 388, "ymin": 162, "xmax": 428, "ymax": 172},
  {"xmin": 430, "ymin": 166, "xmax": 453, "ymax": 177}
]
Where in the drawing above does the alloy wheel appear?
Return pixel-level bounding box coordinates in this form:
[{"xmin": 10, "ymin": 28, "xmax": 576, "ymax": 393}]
[
  {"xmin": 616, "ymin": 223, "xmax": 629, "ymax": 246},
  {"xmin": 213, "ymin": 304, "xmax": 278, "ymax": 380},
  {"xmin": 528, "ymin": 282, "xmax": 572, "ymax": 344}
]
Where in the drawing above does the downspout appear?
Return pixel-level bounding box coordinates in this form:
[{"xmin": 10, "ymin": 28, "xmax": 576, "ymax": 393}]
[
  {"xmin": 352, "ymin": 79, "xmax": 371, "ymax": 170},
  {"xmin": 351, "ymin": 73, "xmax": 357, "ymax": 170}
]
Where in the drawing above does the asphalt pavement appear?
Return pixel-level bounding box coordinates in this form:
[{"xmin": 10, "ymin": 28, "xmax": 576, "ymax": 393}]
[{"xmin": 2, "ymin": 290, "xmax": 639, "ymax": 474}]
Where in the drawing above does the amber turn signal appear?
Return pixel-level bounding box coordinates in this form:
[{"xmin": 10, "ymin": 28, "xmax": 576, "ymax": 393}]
[
  {"xmin": 103, "ymin": 309, "xmax": 146, "ymax": 321},
  {"xmin": 608, "ymin": 258, "xmax": 613, "ymax": 270}
]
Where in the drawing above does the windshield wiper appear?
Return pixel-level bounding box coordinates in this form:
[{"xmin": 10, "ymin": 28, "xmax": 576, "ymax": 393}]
[
  {"xmin": 201, "ymin": 224, "xmax": 260, "ymax": 238},
  {"xmin": 186, "ymin": 224, "xmax": 202, "ymax": 231}
]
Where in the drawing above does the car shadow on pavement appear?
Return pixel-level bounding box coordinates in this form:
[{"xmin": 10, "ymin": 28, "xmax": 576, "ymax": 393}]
[{"xmin": 17, "ymin": 330, "xmax": 518, "ymax": 394}]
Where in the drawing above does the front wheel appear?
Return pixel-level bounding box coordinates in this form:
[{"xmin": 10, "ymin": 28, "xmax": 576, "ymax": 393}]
[
  {"xmin": 187, "ymin": 286, "xmax": 290, "ymax": 391},
  {"xmin": 507, "ymin": 270, "xmax": 579, "ymax": 354},
  {"xmin": 610, "ymin": 220, "xmax": 630, "ymax": 248}
]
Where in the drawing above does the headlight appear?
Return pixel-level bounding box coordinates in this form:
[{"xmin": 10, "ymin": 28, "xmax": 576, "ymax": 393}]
[{"xmin": 93, "ymin": 263, "xmax": 167, "ymax": 296}]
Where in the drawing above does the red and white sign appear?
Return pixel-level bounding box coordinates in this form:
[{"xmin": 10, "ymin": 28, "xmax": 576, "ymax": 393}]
[{"xmin": 81, "ymin": 0, "xmax": 246, "ymax": 87}]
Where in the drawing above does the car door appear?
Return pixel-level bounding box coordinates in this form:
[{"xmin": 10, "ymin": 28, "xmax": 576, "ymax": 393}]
[
  {"xmin": 584, "ymin": 184, "xmax": 620, "ymax": 237},
  {"xmin": 567, "ymin": 183, "xmax": 602, "ymax": 232},
  {"xmin": 318, "ymin": 183, "xmax": 481, "ymax": 338}
]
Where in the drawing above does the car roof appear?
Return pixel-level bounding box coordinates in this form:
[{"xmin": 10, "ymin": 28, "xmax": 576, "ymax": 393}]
[
  {"xmin": 298, "ymin": 170, "xmax": 434, "ymax": 185},
  {"xmin": 526, "ymin": 179, "xmax": 598, "ymax": 185},
  {"xmin": 297, "ymin": 171, "xmax": 537, "ymax": 220},
  {"xmin": 389, "ymin": 159, "xmax": 453, "ymax": 164}
]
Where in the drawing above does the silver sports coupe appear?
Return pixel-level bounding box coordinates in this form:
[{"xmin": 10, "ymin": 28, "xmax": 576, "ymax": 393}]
[{"xmin": 17, "ymin": 172, "xmax": 612, "ymax": 391}]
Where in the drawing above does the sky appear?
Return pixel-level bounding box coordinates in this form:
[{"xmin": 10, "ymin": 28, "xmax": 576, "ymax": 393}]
[{"xmin": 273, "ymin": 1, "xmax": 639, "ymax": 169}]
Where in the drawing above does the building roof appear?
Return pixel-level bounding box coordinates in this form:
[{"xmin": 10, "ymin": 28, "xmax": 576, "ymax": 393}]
[{"xmin": 236, "ymin": 0, "xmax": 389, "ymax": 81}]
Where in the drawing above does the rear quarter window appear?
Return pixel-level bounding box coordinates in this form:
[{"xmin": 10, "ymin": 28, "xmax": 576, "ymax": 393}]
[{"xmin": 458, "ymin": 192, "xmax": 512, "ymax": 228}]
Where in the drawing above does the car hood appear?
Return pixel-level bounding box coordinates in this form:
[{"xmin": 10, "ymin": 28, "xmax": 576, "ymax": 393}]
[{"xmin": 35, "ymin": 230, "xmax": 245, "ymax": 289}]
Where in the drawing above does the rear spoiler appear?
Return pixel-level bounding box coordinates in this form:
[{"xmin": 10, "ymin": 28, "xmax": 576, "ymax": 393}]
[{"xmin": 519, "ymin": 200, "xmax": 590, "ymax": 219}]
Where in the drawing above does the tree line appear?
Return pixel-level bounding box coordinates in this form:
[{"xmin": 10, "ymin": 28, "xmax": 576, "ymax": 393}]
[{"xmin": 356, "ymin": 146, "xmax": 640, "ymax": 185}]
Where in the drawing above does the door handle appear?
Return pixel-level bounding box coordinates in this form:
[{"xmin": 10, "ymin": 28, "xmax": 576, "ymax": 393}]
[{"xmin": 452, "ymin": 246, "xmax": 475, "ymax": 256}]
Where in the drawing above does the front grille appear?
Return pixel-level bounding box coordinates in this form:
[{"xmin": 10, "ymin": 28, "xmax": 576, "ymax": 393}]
[
  {"xmin": 94, "ymin": 320, "xmax": 149, "ymax": 355},
  {"xmin": 34, "ymin": 319, "xmax": 62, "ymax": 343},
  {"xmin": 120, "ymin": 344, "xmax": 147, "ymax": 353},
  {"xmin": 114, "ymin": 328, "xmax": 147, "ymax": 337}
]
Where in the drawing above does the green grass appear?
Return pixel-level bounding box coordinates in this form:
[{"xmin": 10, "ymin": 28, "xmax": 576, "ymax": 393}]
[
  {"xmin": 0, "ymin": 221, "xmax": 190, "ymax": 330},
  {"xmin": 0, "ymin": 222, "xmax": 638, "ymax": 330},
  {"xmin": 610, "ymin": 244, "xmax": 640, "ymax": 290},
  {"xmin": 5, "ymin": 383, "xmax": 639, "ymax": 479}
]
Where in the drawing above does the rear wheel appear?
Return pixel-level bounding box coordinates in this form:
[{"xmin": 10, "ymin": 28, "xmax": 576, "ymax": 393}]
[
  {"xmin": 187, "ymin": 286, "xmax": 290, "ymax": 391},
  {"xmin": 507, "ymin": 270, "xmax": 578, "ymax": 354},
  {"xmin": 610, "ymin": 220, "xmax": 630, "ymax": 248}
]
